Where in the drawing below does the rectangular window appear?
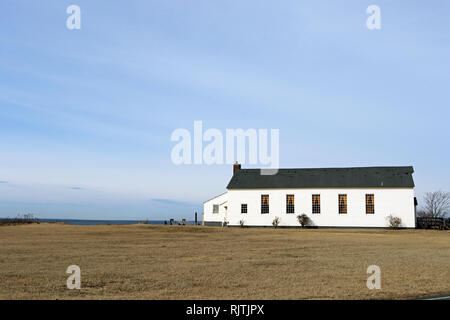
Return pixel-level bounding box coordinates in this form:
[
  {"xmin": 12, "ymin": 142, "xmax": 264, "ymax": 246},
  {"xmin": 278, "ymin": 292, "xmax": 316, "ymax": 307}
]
[
  {"xmin": 366, "ymin": 194, "xmax": 375, "ymax": 214},
  {"xmin": 286, "ymin": 194, "xmax": 295, "ymax": 214},
  {"xmin": 241, "ymin": 204, "xmax": 247, "ymax": 214},
  {"xmin": 213, "ymin": 204, "xmax": 219, "ymax": 214},
  {"xmin": 312, "ymin": 194, "xmax": 320, "ymax": 214},
  {"xmin": 261, "ymin": 195, "xmax": 269, "ymax": 214},
  {"xmin": 339, "ymin": 194, "xmax": 347, "ymax": 214}
]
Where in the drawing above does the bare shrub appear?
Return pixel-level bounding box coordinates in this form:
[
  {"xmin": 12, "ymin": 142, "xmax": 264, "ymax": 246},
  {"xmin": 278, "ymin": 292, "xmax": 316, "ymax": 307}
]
[
  {"xmin": 239, "ymin": 219, "xmax": 245, "ymax": 228},
  {"xmin": 387, "ymin": 215, "xmax": 402, "ymax": 229},
  {"xmin": 272, "ymin": 217, "xmax": 281, "ymax": 228},
  {"xmin": 296, "ymin": 214, "xmax": 310, "ymax": 228}
]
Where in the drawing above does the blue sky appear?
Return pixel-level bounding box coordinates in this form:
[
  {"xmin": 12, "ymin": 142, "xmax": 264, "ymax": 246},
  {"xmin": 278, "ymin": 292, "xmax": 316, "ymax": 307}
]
[{"xmin": 0, "ymin": 1, "xmax": 449, "ymax": 220}]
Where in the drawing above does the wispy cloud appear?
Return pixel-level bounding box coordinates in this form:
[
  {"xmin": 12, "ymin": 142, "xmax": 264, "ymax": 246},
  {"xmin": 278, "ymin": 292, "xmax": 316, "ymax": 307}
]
[
  {"xmin": 0, "ymin": 181, "xmax": 8, "ymax": 184},
  {"xmin": 150, "ymin": 198, "xmax": 195, "ymax": 206},
  {"xmin": 70, "ymin": 186, "xmax": 83, "ymax": 190}
]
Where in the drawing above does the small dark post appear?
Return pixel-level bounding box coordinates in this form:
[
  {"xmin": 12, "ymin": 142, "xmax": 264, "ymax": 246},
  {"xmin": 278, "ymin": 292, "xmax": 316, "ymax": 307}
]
[{"xmin": 195, "ymin": 212, "xmax": 198, "ymax": 225}]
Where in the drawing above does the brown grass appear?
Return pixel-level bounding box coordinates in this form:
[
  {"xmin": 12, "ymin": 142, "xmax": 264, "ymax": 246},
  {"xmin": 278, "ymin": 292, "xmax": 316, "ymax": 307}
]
[{"xmin": 0, "ymin": 223, "xmax": 449, "ymax": 299}]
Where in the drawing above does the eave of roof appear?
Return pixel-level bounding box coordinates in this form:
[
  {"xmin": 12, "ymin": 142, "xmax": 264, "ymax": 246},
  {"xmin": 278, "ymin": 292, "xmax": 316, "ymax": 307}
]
[{"xmin": 203, "ymin": 191, "xmax": 228, "ymax": 203}]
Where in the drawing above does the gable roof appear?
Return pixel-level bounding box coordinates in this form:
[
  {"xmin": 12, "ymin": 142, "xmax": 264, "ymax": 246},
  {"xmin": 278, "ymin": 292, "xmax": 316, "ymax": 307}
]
[{"xmin": 226, "ymin": 166, "xmax": 414, "ymax": 189}]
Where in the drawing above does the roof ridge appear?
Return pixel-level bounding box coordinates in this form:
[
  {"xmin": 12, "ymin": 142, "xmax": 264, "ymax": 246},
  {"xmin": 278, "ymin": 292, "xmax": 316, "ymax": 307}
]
[{"xmin": 238, "ymin": 166, "xmax": 413, "ymax": 170}]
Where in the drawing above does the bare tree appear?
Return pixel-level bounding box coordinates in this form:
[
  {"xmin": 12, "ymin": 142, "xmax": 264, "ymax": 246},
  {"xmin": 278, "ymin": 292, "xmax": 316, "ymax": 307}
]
[{"xmin": 418, "ymin": 191, "xmax": 450, "ymax": 218}]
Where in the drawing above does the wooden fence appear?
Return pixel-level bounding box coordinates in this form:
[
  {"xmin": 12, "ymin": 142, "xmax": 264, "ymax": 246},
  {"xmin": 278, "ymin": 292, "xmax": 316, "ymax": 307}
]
[{"xmin": 416, "ymin": 217, "xmax": 450, "ymax": 230}]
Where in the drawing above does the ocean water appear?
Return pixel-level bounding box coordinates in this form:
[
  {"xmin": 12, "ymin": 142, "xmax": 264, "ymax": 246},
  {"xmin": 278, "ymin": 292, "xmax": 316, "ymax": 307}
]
[{"xmin": 3, "ymin": 218, "xmax": 196, "ymax": 226}]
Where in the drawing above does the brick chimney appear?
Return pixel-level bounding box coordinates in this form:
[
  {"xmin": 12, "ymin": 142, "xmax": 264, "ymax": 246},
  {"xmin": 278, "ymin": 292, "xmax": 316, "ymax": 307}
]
[{"xmin": 233, "ymin": 162, "xmax": 241, "ymax": 175}]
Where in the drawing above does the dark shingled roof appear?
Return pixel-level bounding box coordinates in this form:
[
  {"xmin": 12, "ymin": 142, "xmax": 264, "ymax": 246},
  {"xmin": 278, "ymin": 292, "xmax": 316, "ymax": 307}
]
[{"xmin": 227, "ymin": 166, "xmax": 414, "ymax": 189}]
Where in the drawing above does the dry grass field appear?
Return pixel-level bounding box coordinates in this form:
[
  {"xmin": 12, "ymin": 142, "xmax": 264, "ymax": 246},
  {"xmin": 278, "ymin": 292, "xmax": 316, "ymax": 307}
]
[{"xmin": 0, "ymin": 223, "xmax": 449, "ymax": 299}]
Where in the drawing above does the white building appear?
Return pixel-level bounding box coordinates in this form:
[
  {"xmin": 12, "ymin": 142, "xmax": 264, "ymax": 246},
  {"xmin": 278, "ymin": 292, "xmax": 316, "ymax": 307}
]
[{"xmin": 203, "ymin": 164, "xmax": 417, "ymax": 228}]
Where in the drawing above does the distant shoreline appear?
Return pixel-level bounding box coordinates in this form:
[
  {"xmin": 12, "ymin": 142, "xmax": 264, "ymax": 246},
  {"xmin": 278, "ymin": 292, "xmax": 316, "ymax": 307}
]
[{"xmin": 0, "ymin": 218, "xmax": 195, "ymax": 226}]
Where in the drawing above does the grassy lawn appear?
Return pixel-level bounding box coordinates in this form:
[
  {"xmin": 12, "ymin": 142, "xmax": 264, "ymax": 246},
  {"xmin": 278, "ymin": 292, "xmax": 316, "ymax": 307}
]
[{"xmin": 0, "ymin": 223, "xmax": 449, "ymax": 299}]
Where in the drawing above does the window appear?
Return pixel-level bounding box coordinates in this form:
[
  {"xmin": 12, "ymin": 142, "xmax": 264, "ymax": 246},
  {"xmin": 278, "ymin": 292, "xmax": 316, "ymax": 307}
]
[
  {"xmin": 312, "ymin": 194, "xmax": 320, "ymax": 214},
  {"xmin": 339, "ymin": 194, "xmax": 347, "ymax": 214},
  {"xmin": 261, "ymin": 195, "xmax": 269, "ymax": 214},
  {"xmin": 366, "ymin": 194, "xmax": 375, "ymax": 214},
  {"xmin": 213, "ymin": 204, "xmax": 219, "ymax": 214},
  {"xmin": 241, "ymin": 204, "xmax": 247, "ymax": 214},
  {"xmin": 286, "ymin": 195, "xmax": 295, "ymax": 214}
]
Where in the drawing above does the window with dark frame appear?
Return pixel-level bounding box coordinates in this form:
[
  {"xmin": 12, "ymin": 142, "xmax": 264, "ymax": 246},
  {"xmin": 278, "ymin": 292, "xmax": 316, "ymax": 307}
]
[
  {"xmin": 339, "ymin": 194, "xmax": 347, "ymax": 214},
  {"xmin": 312, "ymin": 194, "xmax": 320, "ymax": 214},
  {"xmin": 286, "ymin": 194, "xmax": 294, "ymax": 214},
  {"xmin": 213, "ymin": 204, "xmax": 219, "ymax": 214},
  {"xmin": 261, "ymin": 195, "xmax": 269, "ymax": 214},
  {"xmin": 241, "ymin": 203, "xmax": 247, "ymax": 214},
  {"xmin": 366, "ymin": 194, "xmax": 375, "ymax": 214}
]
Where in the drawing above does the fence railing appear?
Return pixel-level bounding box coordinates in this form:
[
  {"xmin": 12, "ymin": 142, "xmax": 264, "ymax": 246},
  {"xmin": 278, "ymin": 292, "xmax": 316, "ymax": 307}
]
[{"xmin": 416, "ymin": 217, "xmax": 450, "ymax": 230}]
